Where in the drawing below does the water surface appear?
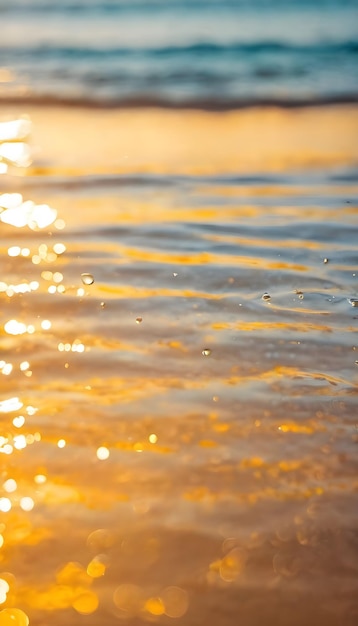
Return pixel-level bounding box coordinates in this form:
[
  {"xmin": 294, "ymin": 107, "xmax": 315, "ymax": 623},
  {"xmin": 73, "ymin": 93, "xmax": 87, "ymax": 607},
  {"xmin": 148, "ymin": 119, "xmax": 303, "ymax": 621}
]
[{"xmin": 1, "ymin": 132, "xmax": 357, "ymax": 623}]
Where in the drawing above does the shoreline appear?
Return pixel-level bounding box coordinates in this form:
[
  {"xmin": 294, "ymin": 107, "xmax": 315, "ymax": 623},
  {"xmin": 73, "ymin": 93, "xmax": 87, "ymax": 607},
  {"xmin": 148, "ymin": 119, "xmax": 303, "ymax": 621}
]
[
  {"xmin": 1, "ymin": 103, "xmax": 358, "ymax": 176},
  {"xmin": 1, "ymin": 95, "xmax": 358, "ymax": 112}
]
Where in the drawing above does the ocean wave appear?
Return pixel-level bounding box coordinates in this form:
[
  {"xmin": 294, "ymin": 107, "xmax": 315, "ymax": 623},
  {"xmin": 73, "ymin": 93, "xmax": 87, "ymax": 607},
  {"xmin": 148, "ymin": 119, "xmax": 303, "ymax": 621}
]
[
  {"xmin": 2, "ymin": 1, "xmax": 357, "ymax": 114},
  {"xmin": 3, "ymin": 40, "xmax": 358, "ymax": 59},
  {"xmin": 0, "ymin": 92, "xmax": 357, "ymax": 110},
  {"xmin": 2, "ymin": 0, "xmax": 356, "ymax": 14}
]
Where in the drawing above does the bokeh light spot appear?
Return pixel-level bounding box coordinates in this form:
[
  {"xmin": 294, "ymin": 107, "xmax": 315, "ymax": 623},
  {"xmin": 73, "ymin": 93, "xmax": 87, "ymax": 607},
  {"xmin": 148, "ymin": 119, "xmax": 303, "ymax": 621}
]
[
  {"xmin": 20, "ymin": 497, "xmax": 34, "ymax": 512},
  {"xmin": 86, "ymin": 555, "xmax": 107, "ymax": 578},
  {"xmin": 72, "ymin": 590, "xmax": 98, "ymax": 615},
  {"xmin": 113, "ymin": 584, "xmax": 143, "ymax": 617},
  {"xmin": 0, "ymin": 499, "xmax": 11, "ymax": 513},
  {"xmin": 3, "ymin": 479, "xmax": 17, "ymax": 493},
  {"xmin": 96, "ymin": 446, "xmax": 110, "ymax": 460},
  {"xmin": 162, "ymin": 586, "xmax": 189, "ymax": 618},
  {"xmin": 0, "ymin": 608, "xmax": 29, "ymax": 626},
  {"xmin": 145, "ymin": 597, "xmax": 165, "ymax": 616}
]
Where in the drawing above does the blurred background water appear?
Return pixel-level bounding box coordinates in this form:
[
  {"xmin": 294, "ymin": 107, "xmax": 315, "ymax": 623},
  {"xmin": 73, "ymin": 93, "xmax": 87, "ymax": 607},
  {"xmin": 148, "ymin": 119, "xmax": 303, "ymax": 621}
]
[{"xmin": 0, "ymin": 0, "xmax": 358, "ymax": 107}]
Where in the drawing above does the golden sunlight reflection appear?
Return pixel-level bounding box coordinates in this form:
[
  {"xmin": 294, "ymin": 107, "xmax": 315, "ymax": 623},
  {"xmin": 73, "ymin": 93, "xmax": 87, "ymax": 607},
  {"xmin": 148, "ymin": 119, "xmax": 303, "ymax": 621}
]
[
  {"xmin": 0, "ymin": 499, "xmax": 12, "ymax": 513},
  {"xmin": 209, "ymin": 546, "xmax": 248, "ymax": 583},
  {"xmin": 57, "ymin": 342, "xmax": 85, "ymax": 353},
  {"xmin": 0, "ymin": 579, "xmax": 10, "ymax": 604},
  {"xmin": 112, "ymin": 584, "xmax": 189, "ymax": 619},
  {"xmin": 3, "ymin": 479, "xmax": 17, "ymax": 493},
  {"xmin": 0, "ymin": 118, "xmax": 31, "ymax": 142},
  {"xmin": 0, "ymin": 118, "xmax": 31, "ymax": 177},
  {"xmin": 0, "ymin": 194, "xmax": 56, "ymax": 229},
  {"xmin": 0, "ymin": 608, "xmax": 29, "ymax": 626},
  {"xmin": 86, "ymin": 555, "xmax": 107, "ymax": 578},
  {"xmin": 0, "ymin": 398, "xmax": 23, "ymax": 413},
  {"xmin": 0, "ymin": 281, "xmax": 39, "ymax": 295},
  {"xmin": 20, "ymin": 497, "xmax": 35, "ymax": 512},
  {"xmin": 13, "ymin": 416, "xmax": 25, "ymax": 427},
  {"xmin": 33, "ymin": 473, "xmax": 46, "ymax": 484},
  {"xmin": 0, "ymin": 143, "xmax": 31, "ymax": 168},
  {"xmin": 4, "ymin": 320, "xmax": 28, "ymax": 335},
  {"xmin": 1, "ymin": 109, "xmax": 357, "ymax": 626},
  {"xmin": 96, "ymin": 446, "xmax": 110, "ymax": 461},
  {"xmin": 0, "ymin": 362, "xmax": 13, "ymax": 376}
]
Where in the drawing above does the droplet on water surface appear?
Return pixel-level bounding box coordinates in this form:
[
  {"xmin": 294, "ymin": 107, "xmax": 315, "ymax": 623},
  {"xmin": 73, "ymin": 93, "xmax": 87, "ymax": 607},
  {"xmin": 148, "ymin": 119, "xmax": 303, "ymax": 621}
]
[
  {"xmin": 100, "ymin": 302, "xmax": 106, "ymax": 309},
  {"xmin": 202, "ymin": 348, "xmax": 211, "ymax": 356},
  {"xmin": 348, "ymin": 298, "xmax": 358, "ymax": 307},
  {"xmin": 135, "ymin": 317, "xmax": 143, "ymax": 324},
  {"xmin": 323, "ymin": 258, "xmax": 329, "ymax": 264},
  {"xmin": 262, "ymin": 293, "xmax": 271, "ymax": 301},
  {"xmin": 81, "ymin": 273, "xmax": 94, "ymax": 286}
]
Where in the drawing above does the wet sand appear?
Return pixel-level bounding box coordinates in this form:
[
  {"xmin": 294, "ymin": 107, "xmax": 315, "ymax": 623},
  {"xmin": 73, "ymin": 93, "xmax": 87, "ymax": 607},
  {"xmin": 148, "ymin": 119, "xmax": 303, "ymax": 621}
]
[{"xmin": 0, "ymin": 105, "xmax": 358, "ymax": 626}]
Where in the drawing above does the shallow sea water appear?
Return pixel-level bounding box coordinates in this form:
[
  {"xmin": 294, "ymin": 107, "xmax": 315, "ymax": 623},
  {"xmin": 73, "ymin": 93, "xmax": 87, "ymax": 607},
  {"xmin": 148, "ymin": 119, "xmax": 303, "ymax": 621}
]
[{"xmin": 1, "ymin": 130, "xmax": 358, "ymax": 625}]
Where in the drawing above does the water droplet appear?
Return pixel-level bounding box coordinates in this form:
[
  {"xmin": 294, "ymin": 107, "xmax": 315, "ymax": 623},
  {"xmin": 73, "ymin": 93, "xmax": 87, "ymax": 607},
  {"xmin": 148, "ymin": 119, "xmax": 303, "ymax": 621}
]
[
  {"xmin": 202, "ymin": 348, "xmax": 211, "ymax": 356},
  {"xmin": 348, "ymin": 298, "xmax": 358, "ymax": 307},
  {"xmin": 355, "ymin": 361, "xmax": 358, "ymax": 366},
  {"xmin": 323, "ymin": 258, "xmax": 329, "ymax": 264},
  {"xmin": 262, "ymin": 293, "xmax": 271, "ymax": 301},
  {"xmin": 173, "ymin": 273, "xmax": 178, "ymax": 277},
  {"xmin": 100, "ymin": 302, "xmax": 106, "ymax": 309},
  {"xmin": 81, "ymin": 273, "xmax": 94, "ymax": 285},
  {"xmin": 135, "ymin": 317, "xmax": 142, "ymax": 324}
]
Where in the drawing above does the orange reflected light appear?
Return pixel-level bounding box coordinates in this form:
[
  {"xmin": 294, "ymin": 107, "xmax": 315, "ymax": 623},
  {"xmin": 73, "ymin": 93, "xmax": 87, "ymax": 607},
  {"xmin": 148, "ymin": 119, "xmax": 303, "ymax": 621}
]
[
  {"xmin": 0, "ymin": 608, "xmax": 29, "ymax": 626},
  {"xmin": 0, "ymin": 578, "xmax": 10, "ymax": 604}
]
